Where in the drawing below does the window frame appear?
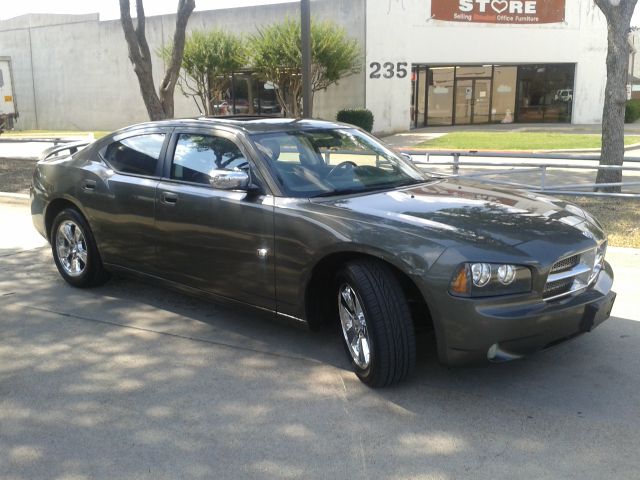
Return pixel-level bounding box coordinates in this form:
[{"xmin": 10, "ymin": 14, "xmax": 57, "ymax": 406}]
[
  {"xmin": 99, "ymin": 127, "xmax": 172, "ymax": 179},
  {"xmin": 161, "ymin": 127, "xmax": 272, "ymax": 194}
]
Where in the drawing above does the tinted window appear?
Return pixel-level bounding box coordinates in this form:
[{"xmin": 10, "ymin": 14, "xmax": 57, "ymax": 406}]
[
  {"xmin": 171, "ymin": 134, "xmax": 248, "ymax": 185},
  {"xmin": 104, "ymin": 134, "xmax": 165, "ymax": 176}
]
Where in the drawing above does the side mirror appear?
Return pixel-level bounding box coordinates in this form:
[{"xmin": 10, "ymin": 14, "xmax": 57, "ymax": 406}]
[
  {"xmin": 209, "ymin": 169, "xmax": 250, "ymax": 190},
  {"xmin": 400, "ymin": 152, "xmax": 413, "ymax": 162}
]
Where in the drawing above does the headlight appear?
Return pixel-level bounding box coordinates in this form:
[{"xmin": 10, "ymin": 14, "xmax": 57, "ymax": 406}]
[
  {"xmin": 449, "ymin": 262, "xmax": 532, "ymax": 297},
  {"xmin": 497, "ymin": 264, "xmax": 516, "ymax": 285},
  {"xmin": 471, "ymin": 263, "xmax": 491, "ymax": 287}
]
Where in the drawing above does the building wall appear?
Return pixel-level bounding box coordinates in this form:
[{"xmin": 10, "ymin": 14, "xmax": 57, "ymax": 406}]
[
  {"xmin": 365, "ymin": 0, "xmax": 608, "ymax": 134},
  {"xmin": 0, "ymin": 0, "xmax": 365, "ymax": 131}
]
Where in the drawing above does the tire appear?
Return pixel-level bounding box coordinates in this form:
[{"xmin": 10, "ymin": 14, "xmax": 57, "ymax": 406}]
[
  {"xmin": 336, "ymin": 259, "xmax": 416, "ymax": 387},
  {"xmin": 50, "ymin": 207, "xmax": 110, "ymax": 288}
]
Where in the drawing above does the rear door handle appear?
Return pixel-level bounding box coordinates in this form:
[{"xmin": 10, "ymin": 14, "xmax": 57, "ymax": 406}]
[
  {"xmin": 161, "ymin": 192, "xmax": 178, "ymax": 205},
  {"xmin": 82, "ymin": 180, "xmax": 96, "ymax": 192}
]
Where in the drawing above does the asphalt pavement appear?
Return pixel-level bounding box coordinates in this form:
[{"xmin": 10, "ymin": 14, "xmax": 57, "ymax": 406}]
[{"xmin": 1, "ymin": 199, "xmax": 640, "ymax": 479}]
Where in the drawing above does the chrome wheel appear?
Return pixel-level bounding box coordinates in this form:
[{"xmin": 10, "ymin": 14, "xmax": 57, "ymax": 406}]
[
  {"xmin": 55, "ymin": 220, "xmax": 88, "ymax": 277},
  {"xmin": 338, "ymin": 283, "xmax": 371, "ymax": 369}
]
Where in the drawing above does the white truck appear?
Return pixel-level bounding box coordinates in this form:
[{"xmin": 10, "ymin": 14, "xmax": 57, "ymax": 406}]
[{"xmin": 0, "ymin": 57, "xmax": 18, "ymax": 133}]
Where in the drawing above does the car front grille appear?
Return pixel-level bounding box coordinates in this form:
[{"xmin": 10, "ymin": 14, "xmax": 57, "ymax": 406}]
[
  {"xmin": 550, "ymin": 254, "xmax": 580, "ymax": 274},
  {"xmin": 543, "ymin": 247, "xmax": 602, "ymax": 301},
  {"xmin": 543, "ymin": 277, "xmax": 576, "ymax": 298}
]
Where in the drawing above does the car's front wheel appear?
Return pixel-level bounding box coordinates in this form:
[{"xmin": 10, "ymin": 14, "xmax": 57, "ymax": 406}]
[
  {"xmin": 336, "ymin": 259, "xmax": 416, "ymax": 387},
  {"xmin": 51, "ymin": 208, "xmax": 109, "ymax": 288}
]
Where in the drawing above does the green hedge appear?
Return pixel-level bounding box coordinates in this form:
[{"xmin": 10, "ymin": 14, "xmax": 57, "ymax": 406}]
[
  {"xmin": 337, "ymin": 109, "xmax": 374, "ymax": 132},
  {"xmin": 625, "ymin": 99, "xmax": 640, "ymax": 123}
]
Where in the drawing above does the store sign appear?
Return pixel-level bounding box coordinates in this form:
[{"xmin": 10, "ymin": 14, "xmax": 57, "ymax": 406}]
[{"xmin": 431, "ymin": 0, "xmax": 565, "ymax": 24}]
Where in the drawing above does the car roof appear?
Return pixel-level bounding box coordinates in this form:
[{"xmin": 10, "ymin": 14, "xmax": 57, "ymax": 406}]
[{"xmin": 115, "ymin": 116, "xmax": 352, "ymax": 136}]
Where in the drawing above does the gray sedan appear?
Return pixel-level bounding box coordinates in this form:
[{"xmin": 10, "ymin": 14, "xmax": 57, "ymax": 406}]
[{"xmin": 30, "ymin": 118, "xmax": 615, "ymax": 387}]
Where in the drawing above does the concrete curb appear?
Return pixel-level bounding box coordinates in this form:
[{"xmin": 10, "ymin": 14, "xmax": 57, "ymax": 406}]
[
  {"xmin": 608, "ymin": 245, "xmax": 640, "ymax": 255},
  {"xmin": 0, "ymin": 155, "xmax": 39, "ymax": 161},
  {"xmin": 0, "ymin": 192, "xmax": 30, "ymax": 205}
]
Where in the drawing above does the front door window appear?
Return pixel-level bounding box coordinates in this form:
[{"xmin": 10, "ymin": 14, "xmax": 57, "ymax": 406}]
[{"xmin": 170, "ymin": 134, "xmax": 248, "ymax": 185}]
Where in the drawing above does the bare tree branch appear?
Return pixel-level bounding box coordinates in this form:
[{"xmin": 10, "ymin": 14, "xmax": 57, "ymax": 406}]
[
  {"xmin": 119, "ymin": 0, "xmax": 195, "ymax": 121},
  {"xmin": 159, "ymin": 0, "xmax": 196, "ymax": 118}
]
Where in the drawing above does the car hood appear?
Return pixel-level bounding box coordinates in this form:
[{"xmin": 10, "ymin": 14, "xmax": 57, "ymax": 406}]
[{"xmin": 310, "ymin": 180, "xmax": 604, "ymax": 248}]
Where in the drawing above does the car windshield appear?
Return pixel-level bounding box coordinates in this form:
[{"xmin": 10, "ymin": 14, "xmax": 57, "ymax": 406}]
[{"xmin": 251, "ymin": 128, "xmax": 428, "ymax": 197}]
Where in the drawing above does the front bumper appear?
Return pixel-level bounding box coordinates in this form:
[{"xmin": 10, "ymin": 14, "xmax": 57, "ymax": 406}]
[
  {"xmin": 438, "ymin": 261, "xmax": 615, "ymax": 366},
  {"xmin": 30, "ymin": 186, "xmax": 48, "ymax": 240}
]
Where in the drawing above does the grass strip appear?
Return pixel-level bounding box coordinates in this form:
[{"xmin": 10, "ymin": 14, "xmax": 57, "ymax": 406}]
[{"xmin": 417, "ymin": 132, "xmax": 640, "ymax": 151}]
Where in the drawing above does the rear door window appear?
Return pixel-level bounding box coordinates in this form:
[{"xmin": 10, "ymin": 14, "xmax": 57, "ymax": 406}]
[{"xmin": 104, "ymin": 134, "xmax": 165, "ymax": 176}]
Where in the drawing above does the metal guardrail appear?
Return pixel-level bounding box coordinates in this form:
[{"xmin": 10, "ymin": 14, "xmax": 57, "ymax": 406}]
[
  {"xmin": 0, "ymin": 137, "xmax": 74, "ymax": 145},
  {"xmin": 400, "ymin": 150, "xmax": 640, "ymax": 199}
]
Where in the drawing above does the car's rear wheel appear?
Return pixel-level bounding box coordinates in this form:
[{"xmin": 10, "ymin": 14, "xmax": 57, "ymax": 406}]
[
  {"xmin": 51, "ymin": 208, "xmax": 109, "ymax": 288},
  {"xmin": 336, "ymin": 259, "xmax": 416, "ymax": 387}
]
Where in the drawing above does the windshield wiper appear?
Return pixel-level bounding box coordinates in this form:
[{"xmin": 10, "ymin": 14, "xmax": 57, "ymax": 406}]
[{"xmin": 312, "ymin": 187, "xmax": 369, "ymax": 198}]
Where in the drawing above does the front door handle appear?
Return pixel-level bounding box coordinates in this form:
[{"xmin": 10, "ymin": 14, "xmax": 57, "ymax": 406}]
[
  {"xmin": 161, "ymin": 192, "xmax": 178, "ymax": 205},
  {"xmin": 82, "ymin": 180, "xmax": 96, "ymax": 192}
]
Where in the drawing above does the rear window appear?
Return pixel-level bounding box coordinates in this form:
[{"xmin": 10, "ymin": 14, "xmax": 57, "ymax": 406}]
[{"xmin": 104, "ymin": 134, "xmax": 165, "ymax": 176}]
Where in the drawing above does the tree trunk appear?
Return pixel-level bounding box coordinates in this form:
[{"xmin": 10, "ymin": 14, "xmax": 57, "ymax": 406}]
[
  {"xmin": 594, "ymin": 0, "xmax": 638, "ymax": 193},
  {"xmin": 274, "ymin": 86, "xmax": 289, "ymax": 116},
  {"xmin": 158, "ymin": 0, "xmax": 195, "ymax": 119},
  {"xmin": 119, "ymin": 0, "xmax": 194, "ymax": 121},
  {"xmin": 597, "ymin": 20, "xmax": 629, "ymax": 191},
  {"xmin": 246, "ymin": 75, "xmax": 255, "ymax": 114}
]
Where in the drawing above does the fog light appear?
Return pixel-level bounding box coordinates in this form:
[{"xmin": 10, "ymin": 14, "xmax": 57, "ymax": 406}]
[
  {"xmin": 471, "ymin": 263, "xmax": 491, "ymax": 287},
  {"xmin": 497, "ymin": 264, "xmax": 516, "ymax": 285}
]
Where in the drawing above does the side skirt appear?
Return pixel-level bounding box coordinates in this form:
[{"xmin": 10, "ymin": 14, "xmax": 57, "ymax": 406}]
[{"xmin": 103, "ymin": 263, "xmax": 309, "ymax": 330}]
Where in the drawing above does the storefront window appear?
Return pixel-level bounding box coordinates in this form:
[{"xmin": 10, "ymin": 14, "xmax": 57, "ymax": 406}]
[
  {"xmin": 492, "ymin": 66, "xmax": 517, "ymax": 123},
  {"xmin": 411, "ymin": 63, "xmax": 575, "ymax": 128},
  {"xmin": 411, "ymin": 67, "xmax": 418, "ymax": 127},
  {"xmin": 456, "ymin": 65, "xmax": 493, "ymax": 79},
  {"xmin": 545, "ymin": 64, "xmax": 574, "ymax": 122},
  {"xmin": 516, "ymin": 64, "xmax": 574, "ymax": 123},
  {"xmin": 427, "ymin": 67, "xmax": 454, "ymax": 126},
  {"xmin": 416, "ymin": 67, "xmax": 428, "ymax": 127}
]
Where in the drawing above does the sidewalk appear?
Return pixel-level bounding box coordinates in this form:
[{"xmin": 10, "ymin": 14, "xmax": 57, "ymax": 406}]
[{"xmin": 0, "ymin": 133, "xmax": 93, "ymax": 160}]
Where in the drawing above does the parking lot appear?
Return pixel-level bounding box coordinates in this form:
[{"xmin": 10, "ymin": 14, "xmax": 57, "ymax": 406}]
[{"xmin": 1, "ymin": 197, "xmax": 640, "ymax": 479}]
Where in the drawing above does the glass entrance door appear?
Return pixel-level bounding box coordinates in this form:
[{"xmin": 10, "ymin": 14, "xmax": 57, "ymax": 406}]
[
  {"xmin": 455, "ymin": 78, "xmax": 491, "ymax": 124},
  {"xmin": 455, "ymin": 80, "xmax": 473, "ymax": 124},
  {"xmin": 473, "ymin": 79, "xmax": 491, "ymax": 123}
]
